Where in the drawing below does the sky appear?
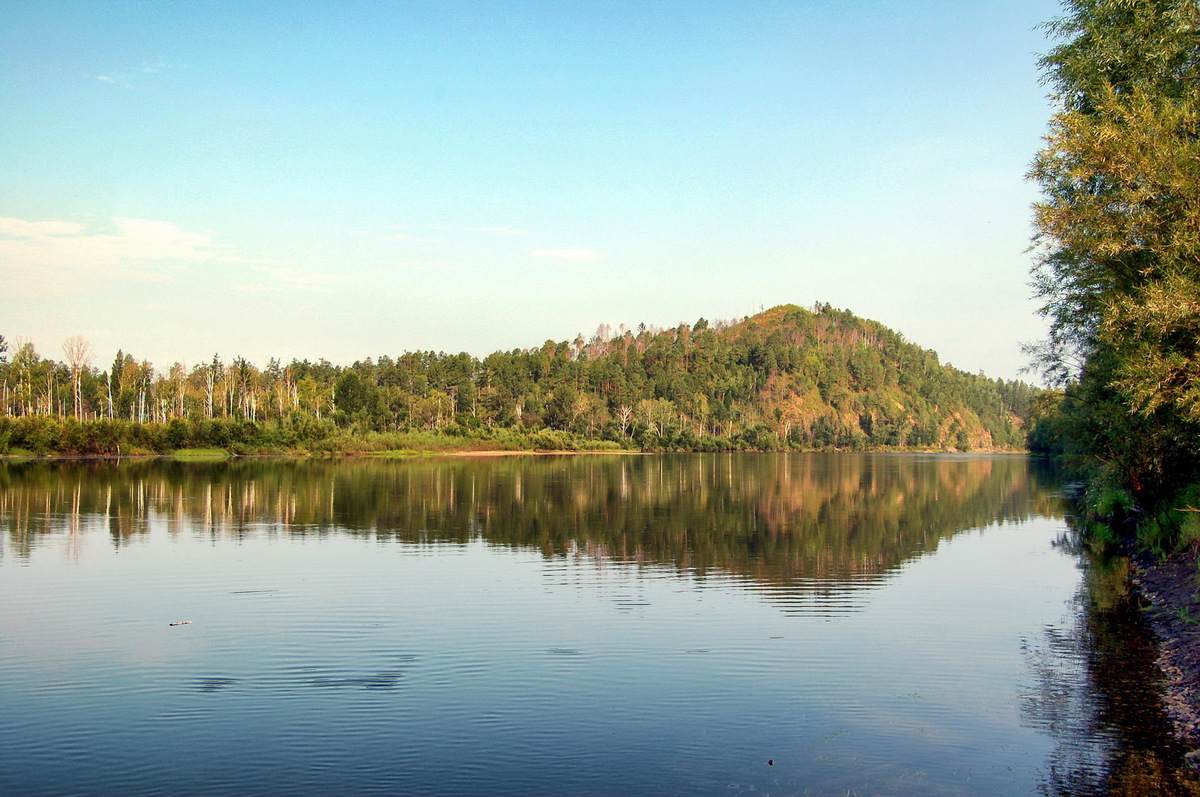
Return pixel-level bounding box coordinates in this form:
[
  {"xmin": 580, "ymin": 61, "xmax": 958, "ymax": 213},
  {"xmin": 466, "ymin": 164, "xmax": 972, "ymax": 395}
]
[{"xmin": 1, "ymin": 0, "xmax": 1062, "ymax": 380}]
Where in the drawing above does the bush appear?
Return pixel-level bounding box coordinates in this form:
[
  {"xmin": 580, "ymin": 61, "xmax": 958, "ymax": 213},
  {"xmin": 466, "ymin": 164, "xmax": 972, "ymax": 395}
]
[{"xmin": 166, "ymin": 418, "xmax": 188, "ymax": 449}]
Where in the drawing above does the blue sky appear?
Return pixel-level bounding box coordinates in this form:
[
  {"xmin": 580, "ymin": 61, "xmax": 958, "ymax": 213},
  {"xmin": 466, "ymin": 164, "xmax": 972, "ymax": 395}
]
[{"xmin": 1, "ymin": 0, "xmax": 1060, "ymax": 379}]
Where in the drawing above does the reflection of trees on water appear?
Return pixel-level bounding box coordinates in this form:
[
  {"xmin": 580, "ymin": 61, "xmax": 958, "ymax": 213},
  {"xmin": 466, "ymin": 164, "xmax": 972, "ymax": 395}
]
[
  {"xmin": 4, "ymin": 454, "xmax": 1196, "ymax": 791},
  {"xmin": 0, "ymin": 454, "xmax": 1058, "ymax": 590},
  {"xmin": 1023, "ymin": 536, "xmax": 1200, "ymax": 795}
]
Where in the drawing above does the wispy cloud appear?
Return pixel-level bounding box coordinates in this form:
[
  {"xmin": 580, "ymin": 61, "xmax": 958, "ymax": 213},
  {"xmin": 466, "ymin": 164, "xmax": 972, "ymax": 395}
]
[
  {"xmin": 94, "ymin": 73, "xmax": 135, "ymax": 89},
  {"xmin": 92, "ymin": 59, "xmax": 169, "ymax": 89},
  {"xmin": 0, "ymin": 216, "xmax": 287, "ymax": 297},
  {"xmin": 1, "ymin": 215, "xmax": 216, "ymax": 261},
  {"xmin": 384, "ymin": 229, "xmax": 431, "ymax": 243},
  {"xmin": 0, "ymin": 218, "xmax": 86, "ymax": 237},
  {"xmin": 530, "ymin": 247, "xmax": 602, "ymax": 263},
  {"xmin": 476, "ymin": 225, "xmax": 527, "ymax": 238},
  {"xmin": 384, "ymin": 223, "xmax": 527, "ymax": 242},
  {"xmin": 253, "ymin": 265, "xmax": 344, "ymax": 293}
]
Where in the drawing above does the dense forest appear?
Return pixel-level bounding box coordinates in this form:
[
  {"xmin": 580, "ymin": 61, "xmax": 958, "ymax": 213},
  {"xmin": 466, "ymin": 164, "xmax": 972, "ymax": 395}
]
[
  {"xmin": 0, "ymin": 303, "xmax": 1040, "ymax": 455},
  {"xmin": 1026, "ymin": 0, "xmax": 1200, "ymax": 551}
]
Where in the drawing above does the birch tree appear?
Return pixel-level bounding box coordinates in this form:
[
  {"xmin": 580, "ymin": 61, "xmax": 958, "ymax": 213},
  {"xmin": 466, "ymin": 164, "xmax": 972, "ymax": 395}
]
[{"xmin": 62, "ymin": 336, "xmax": 91, "ymax": 421}]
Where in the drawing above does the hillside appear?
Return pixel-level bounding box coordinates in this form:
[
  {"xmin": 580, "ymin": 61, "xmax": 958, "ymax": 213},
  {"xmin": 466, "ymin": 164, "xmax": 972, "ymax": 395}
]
[
  {"xmin": 548, "ymin": 302, "xmax": 1036, "ymax": 450},
  {"xmin": 0, "ymin": 303, "xmax": 1040, "ymax": 454}
]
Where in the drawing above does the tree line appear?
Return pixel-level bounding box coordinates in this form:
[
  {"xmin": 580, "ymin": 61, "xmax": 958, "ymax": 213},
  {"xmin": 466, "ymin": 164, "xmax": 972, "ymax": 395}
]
[{"xmin": 0, "ymin": 303, "xmax": 1040, "ymax": 455}]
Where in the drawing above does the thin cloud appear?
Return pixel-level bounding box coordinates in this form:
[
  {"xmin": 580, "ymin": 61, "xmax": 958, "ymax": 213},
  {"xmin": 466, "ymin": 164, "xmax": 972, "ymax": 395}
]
[
  {"xmin": 94, "ymin": 73, "xmax": 133, "ymax": 89},
  {"xmin": 0, "ymin": 216, "xmax": 261, "ymax": 297},
  {"xmin": 92, "ymin": 59, "xmax": 168, "ymax": 88},
  {"xmin": 0, "ymin": 218, "xmax": 86, "ymax": 237},
  {"xmin": 378, "ymin": 224, "xmax": 443, "ymax": 244},
  {"xmin": 254, "ymin": 265, "xmax": 344, "ymax": 293},
  {"xmin": 530, "ymin": 247, "xmax": 602, "ymax": 263},
  {"xmin": 384, "ymin": 230, "xmax": 429, "ymax": 243},
  {"xmin": 384, "ymin": 224, "xmax": 527, "ymax": 242},
  {"xmin": 477, "ymin": 225, "xmax": 527, "ymax": 238}
]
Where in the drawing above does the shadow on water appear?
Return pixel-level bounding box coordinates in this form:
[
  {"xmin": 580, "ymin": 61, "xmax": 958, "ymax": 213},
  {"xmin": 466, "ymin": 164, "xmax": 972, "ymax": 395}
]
[{"xmin": 1025, "ymin": 527, "xmax": 1200, "ymax": 795}]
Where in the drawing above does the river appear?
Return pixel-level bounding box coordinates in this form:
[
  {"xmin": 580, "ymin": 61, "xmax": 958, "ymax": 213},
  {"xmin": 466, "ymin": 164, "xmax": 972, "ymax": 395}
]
[{"xmin": 0, "ymin": 454, "xmax": 1194, "ymax": 795}]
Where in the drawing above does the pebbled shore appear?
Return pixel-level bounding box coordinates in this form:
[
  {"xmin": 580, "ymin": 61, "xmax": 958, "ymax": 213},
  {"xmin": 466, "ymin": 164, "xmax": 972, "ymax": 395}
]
[{"xmin": 1132, "ymin": 552, "xmax": 1200, "ymax": 761}]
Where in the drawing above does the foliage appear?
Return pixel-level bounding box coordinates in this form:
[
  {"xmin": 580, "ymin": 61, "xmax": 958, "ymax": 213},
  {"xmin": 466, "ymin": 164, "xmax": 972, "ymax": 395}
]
[
  {"xmin": 1, "ymin": 304, "xmax": 1042, "ymax": 455},
  {"xmin": 1029, "ymin": 0, "xmax": 1200, "ymax": 548}
]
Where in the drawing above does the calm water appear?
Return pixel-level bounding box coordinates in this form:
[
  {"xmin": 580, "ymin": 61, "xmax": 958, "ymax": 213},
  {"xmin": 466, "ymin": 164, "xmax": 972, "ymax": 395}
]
[{"xmin": 0, "ymin": 454, "xmax": 1195, "ymax": 796}]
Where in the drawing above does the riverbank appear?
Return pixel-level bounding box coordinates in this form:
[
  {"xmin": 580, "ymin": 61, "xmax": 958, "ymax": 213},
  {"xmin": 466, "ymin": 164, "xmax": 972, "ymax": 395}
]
[
  {"xmin": 0, "ymin": 418, "xmax": 631, "ymax": 459},
  {"xmin": 0, "ymin": 445, "xmax": 1027, "ymax": 462},
  {"xmin": 0, "ymin": 416, "xmax": 1028, "ymax": 461},
  {"xmin": 1132, "ymin": 552, "xmax": 1200, "ymax": 761},
  {"xmin": 0, "ymin": 446, "xmax": 643, "ymax": 462}
]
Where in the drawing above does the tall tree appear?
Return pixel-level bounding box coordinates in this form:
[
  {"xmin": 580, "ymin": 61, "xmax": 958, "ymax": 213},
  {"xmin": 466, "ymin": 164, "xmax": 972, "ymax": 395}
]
[{"xmin": 1029, "ymin": 0, "xmax": 1200, "ymax": 502}]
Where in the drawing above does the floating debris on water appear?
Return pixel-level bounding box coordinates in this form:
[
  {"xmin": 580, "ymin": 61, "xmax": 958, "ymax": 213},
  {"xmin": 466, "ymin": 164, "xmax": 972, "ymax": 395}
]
[{"xmin": 168, "ymin": 620, "xmax": 192, "ymax": 627}]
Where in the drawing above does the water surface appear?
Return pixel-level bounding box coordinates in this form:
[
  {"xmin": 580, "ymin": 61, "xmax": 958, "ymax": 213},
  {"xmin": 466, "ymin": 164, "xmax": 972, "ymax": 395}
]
[{"xmin": 0, "ymin": 454, "xmax": 1193, "ymax": 795}]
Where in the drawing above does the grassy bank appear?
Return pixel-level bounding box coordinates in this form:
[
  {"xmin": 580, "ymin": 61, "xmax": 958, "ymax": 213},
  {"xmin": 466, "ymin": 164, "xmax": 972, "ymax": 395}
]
[
  {"xmin": 0, "ymin": 416, "xmax": 633, "ymax": 458},
  {"xmin": 170, "ymin": 448, "xmax": 232, "ymax": 461},
  {"xmin": 0, "ymin": 415, "xmax": 1022, "ymax": 459}
]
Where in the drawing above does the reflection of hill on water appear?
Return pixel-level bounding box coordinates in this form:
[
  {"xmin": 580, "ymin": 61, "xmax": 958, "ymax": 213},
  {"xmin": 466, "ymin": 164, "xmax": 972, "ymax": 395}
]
[{"xmin": 0, "ymin": 454, "xmax": 1061, "ymax": 592}]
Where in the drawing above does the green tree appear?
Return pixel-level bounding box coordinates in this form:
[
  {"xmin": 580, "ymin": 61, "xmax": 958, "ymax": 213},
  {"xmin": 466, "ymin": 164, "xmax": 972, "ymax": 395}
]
[{"xmin": 1030, "ymin": 0, "xmax": 1200, "ymax": 513}]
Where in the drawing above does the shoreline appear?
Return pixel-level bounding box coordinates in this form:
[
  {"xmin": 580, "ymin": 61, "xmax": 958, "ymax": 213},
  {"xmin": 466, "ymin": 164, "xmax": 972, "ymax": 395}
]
[
  {"xmin": 1131, "ymin": 552, "xmax": 1200, "ymax": 763},
  {"xmin": 438, "ymin": 449, "xmax": 644, "ymax": 457},
  {"xmin": 0, "ymin": 446, "xmax": 1032, "ymax": 463},
  {"xmin": 0, "ymin": 449, "xmax": 639, "ymax": 462}
]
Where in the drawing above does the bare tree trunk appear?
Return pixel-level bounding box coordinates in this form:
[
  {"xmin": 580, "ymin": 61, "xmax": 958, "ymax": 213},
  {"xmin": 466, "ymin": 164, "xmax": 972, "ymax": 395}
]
[
  {"xmin": 205, "ymin": 371, "xmax": 214, "ymax": 419},
  {"xmin": 176, "ymin": 366, "xmax": 185, "ymax": 418},
  {"xmin": 617, "ymin": 405, "xmax": 632, "ymax": 438}
]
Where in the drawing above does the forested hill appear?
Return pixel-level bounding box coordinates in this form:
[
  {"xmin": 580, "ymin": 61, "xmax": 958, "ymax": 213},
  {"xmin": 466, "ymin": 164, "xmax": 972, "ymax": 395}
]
[
  {"xmin": 0, "ymin": 303, "xmax": 1040, "ymax": 453},
  {"xmin": 516, "ymin": 302, "xmax": 1036, "ymax": 451}
]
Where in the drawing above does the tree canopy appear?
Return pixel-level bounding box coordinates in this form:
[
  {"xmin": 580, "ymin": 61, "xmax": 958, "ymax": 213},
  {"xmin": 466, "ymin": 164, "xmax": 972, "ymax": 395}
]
[{"xmin": 1029, "ymin": 0, "xmax": 1200, "ymax": 539}]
